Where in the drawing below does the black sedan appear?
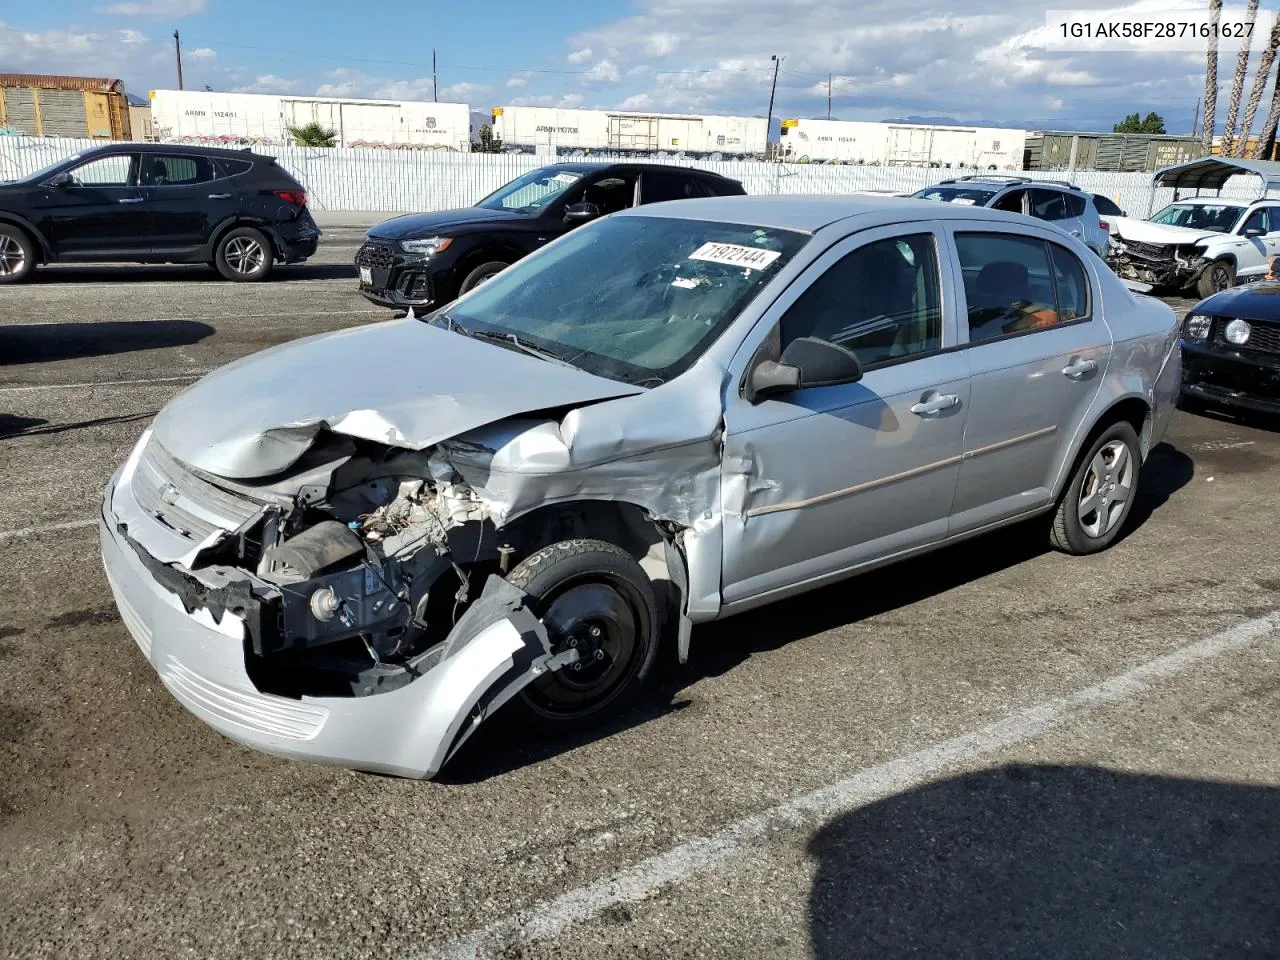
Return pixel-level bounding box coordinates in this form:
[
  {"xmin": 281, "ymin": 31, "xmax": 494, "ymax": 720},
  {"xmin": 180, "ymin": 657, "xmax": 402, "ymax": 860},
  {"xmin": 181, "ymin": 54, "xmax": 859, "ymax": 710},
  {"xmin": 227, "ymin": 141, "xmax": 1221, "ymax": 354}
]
[
  {"xmin": 1181, "ymin": 277, "xmax": 1280, "ymax": 415},
  {"xmin": 355, "ymin": 162, "xmax": 745, "ymax": 310}
]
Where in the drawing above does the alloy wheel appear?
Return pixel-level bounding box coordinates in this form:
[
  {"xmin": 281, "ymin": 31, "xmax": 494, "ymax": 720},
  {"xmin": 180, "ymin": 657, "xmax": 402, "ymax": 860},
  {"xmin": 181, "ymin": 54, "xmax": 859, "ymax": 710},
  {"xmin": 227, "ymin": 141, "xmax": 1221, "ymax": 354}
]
[
  {"xmin": 0, "ymin": 234, "xmax": 25, "ymax": 277},
  {"xmin": 225, "ymin": 236, "xmax": 265, "ymax": 275},
  {"xmin": 1077, "ymin": 439, "xmax": 1133, "ymax": 538}
]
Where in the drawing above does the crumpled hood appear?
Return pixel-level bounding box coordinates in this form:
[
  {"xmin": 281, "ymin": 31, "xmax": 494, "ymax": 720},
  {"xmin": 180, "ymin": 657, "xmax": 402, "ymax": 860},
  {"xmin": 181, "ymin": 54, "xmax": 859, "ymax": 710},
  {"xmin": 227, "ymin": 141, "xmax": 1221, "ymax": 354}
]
[
  {"xmin": 1109, "ymin": 217, "xmax": 1219, "ymax": 247},
  {"xmin": 152, "ymin": 319, "xmax": 644, "ymax": 479}
]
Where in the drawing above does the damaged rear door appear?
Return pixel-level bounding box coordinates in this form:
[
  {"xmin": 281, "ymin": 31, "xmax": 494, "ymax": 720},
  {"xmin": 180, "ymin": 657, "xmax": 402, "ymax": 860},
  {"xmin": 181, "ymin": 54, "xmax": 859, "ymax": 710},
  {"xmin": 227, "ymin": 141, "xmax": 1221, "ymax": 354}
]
[{"xmin": 720, "ymin": 225, "xmax": 969, "ymax": 604}]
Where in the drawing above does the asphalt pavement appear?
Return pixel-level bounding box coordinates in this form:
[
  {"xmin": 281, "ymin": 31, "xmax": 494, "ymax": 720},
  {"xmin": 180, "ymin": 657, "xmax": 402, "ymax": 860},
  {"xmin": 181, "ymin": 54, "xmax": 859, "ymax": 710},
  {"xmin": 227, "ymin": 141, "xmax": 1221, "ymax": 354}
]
[{"xmin": 1, "ymin": 226, "xmax": 1278, "ymax": 959}]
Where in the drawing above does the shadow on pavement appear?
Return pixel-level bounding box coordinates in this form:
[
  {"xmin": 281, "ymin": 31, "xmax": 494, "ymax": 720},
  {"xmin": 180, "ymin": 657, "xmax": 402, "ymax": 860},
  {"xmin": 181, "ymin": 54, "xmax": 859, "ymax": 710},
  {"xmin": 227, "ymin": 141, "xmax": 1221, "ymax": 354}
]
[
  {"xmin": 445, "ymin": 442, "xmax": 1195, "ymax": 783},
  {"xmin": 1, "ymin": 411, "xmax": 156, "ymax": 439},
  {"xmin": 0, "ymin": 320, "xmax": 214, "ymax": 365},
  {"xmin": 26, "ymin": 263, "xmax": 353, "ymax": 284},
  {"xmin": 809, "ymin": 764, "xmax": 1280, "ymax": 958}
]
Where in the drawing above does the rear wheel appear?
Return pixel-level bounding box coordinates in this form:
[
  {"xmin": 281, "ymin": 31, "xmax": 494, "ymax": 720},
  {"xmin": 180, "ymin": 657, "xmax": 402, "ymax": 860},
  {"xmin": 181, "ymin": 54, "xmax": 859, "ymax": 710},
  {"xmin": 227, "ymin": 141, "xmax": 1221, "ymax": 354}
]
[
  {"xmin": 1195, "ymin": 258, "xmax": 1234, "ymax": 298},
  {"xmin": 0, "ymin": 225, "xmax": 36, "ymax": 284},
  {"xmin": 459, "ymin": 260, "xmax": 509, "ymax": 295},
  {"xmin": 1049, "ymin": 421, "xmax": 1141, "ymax": 555},
  {"xmin": 214, "ymin": 227, "xmax": 273, "ymax": 281},
  {"xmin": 507, "ymin": 539, "xmax": 659, "ymax": 729}
]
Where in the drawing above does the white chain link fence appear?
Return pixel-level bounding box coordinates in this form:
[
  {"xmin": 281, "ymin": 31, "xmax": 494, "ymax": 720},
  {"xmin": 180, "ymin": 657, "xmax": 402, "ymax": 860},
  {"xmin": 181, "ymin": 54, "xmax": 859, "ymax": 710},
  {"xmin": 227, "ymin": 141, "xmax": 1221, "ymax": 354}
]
[{"xmin": 1, "ymin": 136, "xmax": 1270, "ymax": 218}]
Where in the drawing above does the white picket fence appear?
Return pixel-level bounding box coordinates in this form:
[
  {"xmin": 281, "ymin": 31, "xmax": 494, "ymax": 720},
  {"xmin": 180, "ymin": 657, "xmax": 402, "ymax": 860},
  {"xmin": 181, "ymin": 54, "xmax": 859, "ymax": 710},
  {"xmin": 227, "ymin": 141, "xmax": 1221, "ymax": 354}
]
[{"xmin": 1, "ymin": 135, "xmax": 1270, "ymax": 218}]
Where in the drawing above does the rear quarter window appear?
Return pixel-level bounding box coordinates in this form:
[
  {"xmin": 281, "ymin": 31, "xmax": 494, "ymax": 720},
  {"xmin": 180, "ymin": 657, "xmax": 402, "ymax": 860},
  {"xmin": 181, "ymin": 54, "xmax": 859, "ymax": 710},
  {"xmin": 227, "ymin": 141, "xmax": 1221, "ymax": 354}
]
[{"xmin": 217, "ymin": 158, "xmax": 253, "ymax": 177}]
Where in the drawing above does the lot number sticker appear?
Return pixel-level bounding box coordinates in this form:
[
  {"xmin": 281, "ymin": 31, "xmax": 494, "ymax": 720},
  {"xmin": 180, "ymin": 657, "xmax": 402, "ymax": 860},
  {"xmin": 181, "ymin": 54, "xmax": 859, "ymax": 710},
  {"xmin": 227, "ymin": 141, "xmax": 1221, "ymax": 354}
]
[{"xmin": 688, "ymin": 242, "xmax": 781, "ymax": 271}]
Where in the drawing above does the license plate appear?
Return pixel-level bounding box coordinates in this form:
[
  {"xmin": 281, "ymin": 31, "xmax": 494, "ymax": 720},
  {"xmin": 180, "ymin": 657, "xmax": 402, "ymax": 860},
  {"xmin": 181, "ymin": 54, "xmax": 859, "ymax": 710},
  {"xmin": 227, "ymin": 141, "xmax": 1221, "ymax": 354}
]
[{"xmin": 359, "ymin": 266, "xmax": 372, "ymax": 285}]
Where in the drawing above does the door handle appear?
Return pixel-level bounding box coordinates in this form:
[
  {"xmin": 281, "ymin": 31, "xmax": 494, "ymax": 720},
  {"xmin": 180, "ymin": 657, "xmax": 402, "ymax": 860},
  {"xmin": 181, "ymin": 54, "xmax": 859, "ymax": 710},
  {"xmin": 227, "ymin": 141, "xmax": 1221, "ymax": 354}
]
[
  {"xmin": 117, "ymin": 197, "xmax": 144, "ymax": 204},
  {"xmin": 208, "ymin": 193, "xmax": 232, "ymax": 199},
  {"xmin": 1062, "ymin": 357, "xmax": 1097, "ymax": 378},
  {"xmin": 910, "ymin": 393, "xmax": 960, "ymax": 416},
  {"xmin": 1069, "ymin": 229, "xmax": 1081, "ymax": 236}
]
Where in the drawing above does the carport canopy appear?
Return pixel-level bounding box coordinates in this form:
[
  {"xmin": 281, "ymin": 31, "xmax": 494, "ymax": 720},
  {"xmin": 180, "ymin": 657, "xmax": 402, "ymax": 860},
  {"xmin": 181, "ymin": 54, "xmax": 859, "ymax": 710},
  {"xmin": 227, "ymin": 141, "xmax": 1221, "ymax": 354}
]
[{"xmin": 1152, "ymin": 156, "xmax": 1280, "ymax": 197}]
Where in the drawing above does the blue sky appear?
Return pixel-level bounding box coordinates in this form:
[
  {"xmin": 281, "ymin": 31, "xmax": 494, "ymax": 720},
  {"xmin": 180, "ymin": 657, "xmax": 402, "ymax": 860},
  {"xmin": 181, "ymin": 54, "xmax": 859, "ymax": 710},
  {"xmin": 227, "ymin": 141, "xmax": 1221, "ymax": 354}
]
[{"xmin": 2, "ymin": 1, "xmax": 1272, "ymax": 133}]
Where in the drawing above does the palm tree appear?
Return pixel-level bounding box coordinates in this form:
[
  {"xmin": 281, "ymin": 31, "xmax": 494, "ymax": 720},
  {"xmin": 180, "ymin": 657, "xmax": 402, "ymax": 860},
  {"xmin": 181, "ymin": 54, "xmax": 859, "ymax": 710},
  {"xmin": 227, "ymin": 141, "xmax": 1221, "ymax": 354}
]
[
  {"xmin": 1258, "ymin": 70, "xmax": 1280, "ymax": 158},
  {"xmin": 1202, "ymin": 0, "xmax": 1222, "ymax": 152},
  {"xmin": 1239, "ymin": 18, "xmax": 1280, "ymax": 155},
  {"xmin": 288, "ymin": 122, "xmax": 338, "ymax": 147},
  {"xmin": 1220, "ymin": 0, "xmax": 1259, "ymax": 155}
]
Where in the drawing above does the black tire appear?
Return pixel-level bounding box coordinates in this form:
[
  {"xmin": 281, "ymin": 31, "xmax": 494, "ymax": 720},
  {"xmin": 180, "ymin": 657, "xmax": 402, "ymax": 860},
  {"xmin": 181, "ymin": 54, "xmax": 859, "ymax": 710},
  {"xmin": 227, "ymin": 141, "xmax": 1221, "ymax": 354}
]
[
  {"xmin": 1049, "ymin": 421, "xmax": 1142, "ymax": 555},
  {"xmin": 1195, "ymin": 258, "xmax": 1234, "ymax": 299},
  {"xmin": 0, "ymin": 224, "xmax": 36, "ymax": 284},
  {"xmin": 458, "ymin": 260, "xmax": 509, "ymax": 295},
  {"xmin": 506, "ymin": 539, "xmax": 659, "ymax": 729},
  {"xmin": 214, "ymin": 226, "xmax": 273, "ymax": 282}
]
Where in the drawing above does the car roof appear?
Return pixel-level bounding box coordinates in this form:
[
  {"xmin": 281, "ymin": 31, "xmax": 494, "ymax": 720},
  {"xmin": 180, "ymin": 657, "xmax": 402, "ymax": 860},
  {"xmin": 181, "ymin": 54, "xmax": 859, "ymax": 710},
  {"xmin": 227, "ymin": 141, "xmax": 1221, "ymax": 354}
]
[
  {"xmin": 619, "ymin": 194, "xmax": 1050, "ymax": 233},
  {"xmin": 77, "ymin": 142, "xmax": 273, "ymax": 162},
  {"xmin": 1167, "ymin": 197, "xmax": 1252, "ymax": 207},
  {"xmin": 925, "ymin": 177, "xmax": 1087, "ymax": 195},
  {"xmin": 536, "ymin": 161, "xmax": 734, "ymax": 181}
]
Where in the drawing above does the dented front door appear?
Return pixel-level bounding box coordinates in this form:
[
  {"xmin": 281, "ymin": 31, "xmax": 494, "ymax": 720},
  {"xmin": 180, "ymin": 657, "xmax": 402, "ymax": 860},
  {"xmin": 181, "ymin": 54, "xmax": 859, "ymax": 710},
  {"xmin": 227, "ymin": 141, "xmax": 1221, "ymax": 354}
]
[{"xmin": 718, "ymin": 225, "xmax": 970, "ymax": 605}]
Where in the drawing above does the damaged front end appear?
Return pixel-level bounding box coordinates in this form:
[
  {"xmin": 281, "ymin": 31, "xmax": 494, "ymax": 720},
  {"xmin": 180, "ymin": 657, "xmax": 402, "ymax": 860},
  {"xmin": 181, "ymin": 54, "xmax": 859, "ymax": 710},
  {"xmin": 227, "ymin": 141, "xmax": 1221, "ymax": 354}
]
[
  {"xmin": 100, "ymin": 428, "xmax": 599, "ymax": 779},
  {"xmin": 1107, "ymin": 239, "xmax": 1208, "ymax": 290}
]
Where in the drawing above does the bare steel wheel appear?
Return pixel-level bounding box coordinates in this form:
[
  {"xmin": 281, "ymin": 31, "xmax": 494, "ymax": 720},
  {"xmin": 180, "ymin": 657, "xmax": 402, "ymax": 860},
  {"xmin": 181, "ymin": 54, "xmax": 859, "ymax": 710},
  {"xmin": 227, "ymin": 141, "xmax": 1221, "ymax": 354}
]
[
  {"xmin": 0, "ymin": 225, "xmax": 35, "ymax": 284},
  {"xmin": 1050, "ymin": 420, "xmax": 1142, "ymax": 555},
  {"xmin": 506, "ymin": 539, "xmax": 659, "ymax": 728},
  {"xmin": 214, "ymin": 227, "xmax": 273, "ymax": 281}
]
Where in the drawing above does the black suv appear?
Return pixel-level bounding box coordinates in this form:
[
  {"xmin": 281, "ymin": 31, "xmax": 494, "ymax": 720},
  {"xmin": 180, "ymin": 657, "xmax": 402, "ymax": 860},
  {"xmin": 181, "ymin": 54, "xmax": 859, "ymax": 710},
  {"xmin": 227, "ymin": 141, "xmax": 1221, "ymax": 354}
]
[
  {"xmin": 0, "ymin": 143, "xmax": 320, "ymax": 283},
  {"xmin": 357, "ymin": 162, "xmax": 746, "ymax": 310}
]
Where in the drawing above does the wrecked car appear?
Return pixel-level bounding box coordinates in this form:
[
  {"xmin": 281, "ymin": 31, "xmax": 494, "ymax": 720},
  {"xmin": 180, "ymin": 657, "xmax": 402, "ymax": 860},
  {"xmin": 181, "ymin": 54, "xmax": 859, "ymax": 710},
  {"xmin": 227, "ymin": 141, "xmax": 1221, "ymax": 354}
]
[
  {"xmin": 1107, "ymin": 197, "xmax": 1280, "ymax": 298},
  {"xmin": 101, "ymin": 196, "xmax": 1181, "ymax": 778}
]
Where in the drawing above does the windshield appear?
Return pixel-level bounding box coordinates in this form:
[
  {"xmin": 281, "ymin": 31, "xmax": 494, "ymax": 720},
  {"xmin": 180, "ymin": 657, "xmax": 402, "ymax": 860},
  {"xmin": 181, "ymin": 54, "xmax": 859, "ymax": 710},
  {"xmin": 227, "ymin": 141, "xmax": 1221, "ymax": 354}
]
[
  {"xmin": 475, "ymin": 166, "xmax": 585, "ymax": 214},
  {"xmin": 2, "ymin": 152, "xmax": 80, "ymax": 184},
  {"xmin": 910, "ymin": 185, "xmax": 997, "ymax": 206},
  {"xmin": 439, "ymin": 215, "xmax": 808, "ymax": 385},
  {"xmin": 1149, "ymin": 202, "xmax": 1244, "ymax": 233}
]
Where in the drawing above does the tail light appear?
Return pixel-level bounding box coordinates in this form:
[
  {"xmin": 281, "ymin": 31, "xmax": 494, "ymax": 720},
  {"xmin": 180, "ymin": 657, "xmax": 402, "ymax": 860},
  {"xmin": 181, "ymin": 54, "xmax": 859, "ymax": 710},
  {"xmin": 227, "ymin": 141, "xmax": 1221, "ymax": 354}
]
[
  {"xmin": 273, "ymin": 189, "xmax": 307, "ymax": 207},
  {"xmin": 1099, "ymin": 219, "xmax": 1109, "ymax": 232}
]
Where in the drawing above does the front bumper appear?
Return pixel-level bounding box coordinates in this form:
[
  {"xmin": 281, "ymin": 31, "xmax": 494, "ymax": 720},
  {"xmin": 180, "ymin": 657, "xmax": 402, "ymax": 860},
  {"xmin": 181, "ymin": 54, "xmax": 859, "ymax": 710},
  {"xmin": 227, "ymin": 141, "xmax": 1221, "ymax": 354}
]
[
  {"xmin": 356, "ymin": 241, "xmax": 439, "ymax": 309},
  {"xmin": 1181, "ymin": 340, "xmax": 1280, "ymax": 415},
  {"xmin": 1109, "ymin": 254, "xmax": 1194, "ymax": 289},
  {"xmin": 100, "ymin": 468, "xmax": 554, "ymax": 778}
]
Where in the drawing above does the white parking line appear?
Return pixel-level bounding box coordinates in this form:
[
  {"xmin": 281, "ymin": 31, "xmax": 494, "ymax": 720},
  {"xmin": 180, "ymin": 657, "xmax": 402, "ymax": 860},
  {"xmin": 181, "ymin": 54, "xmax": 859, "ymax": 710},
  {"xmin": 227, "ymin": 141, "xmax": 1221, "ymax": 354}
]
[
  {"xmin": 0, "ymin": 373, "xmax": 212, "ymax": 394},
  {"xmin": 427, "ymin": 612, "xmax": 1280, "ymax": 960},
  {"xmin": 0, "ymin": 518, "xmax": 97, "ymax": 542}
]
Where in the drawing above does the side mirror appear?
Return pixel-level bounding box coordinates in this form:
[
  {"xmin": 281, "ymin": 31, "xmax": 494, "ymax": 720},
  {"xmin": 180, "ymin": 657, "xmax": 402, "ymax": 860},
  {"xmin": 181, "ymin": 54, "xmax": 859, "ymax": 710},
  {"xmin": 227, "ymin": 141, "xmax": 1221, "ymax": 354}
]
[
  {"xmin": 46, "ymin": 172, "xmax": 72, "ymax": 189},
  {"xmin": 745, "ymin": 336, "xmax": 863, "ymax": 404},
  {"xmin": 1244, "ymin": 226, "xmax": 1266, "ymax": 238},
  {"xmin": 563, "ymin": 202, "xmax": 601, "ymax": 224}
]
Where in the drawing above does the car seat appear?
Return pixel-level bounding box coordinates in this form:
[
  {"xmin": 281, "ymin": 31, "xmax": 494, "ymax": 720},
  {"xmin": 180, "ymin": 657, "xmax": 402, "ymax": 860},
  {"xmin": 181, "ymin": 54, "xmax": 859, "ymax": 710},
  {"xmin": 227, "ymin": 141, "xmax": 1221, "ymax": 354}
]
[{"xmin": 153, "ymin": 159, "xmax": 170, "ymax": 185}]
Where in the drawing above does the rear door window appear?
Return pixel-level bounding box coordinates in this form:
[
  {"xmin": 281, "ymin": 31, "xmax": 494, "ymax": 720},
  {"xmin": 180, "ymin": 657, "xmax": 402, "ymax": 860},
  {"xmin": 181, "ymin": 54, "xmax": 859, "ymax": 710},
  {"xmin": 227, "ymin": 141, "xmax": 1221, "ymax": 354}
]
[
  {"xmin": 146, "ymin": 154, "xmax": 216, "ymax": 186},
  {"xmin": 640, "ymin": 172, "xmax": 704, "ymax": 204},
  {"xmin": 1029, "ymin": 189, "xmax": 1071, "ymax": 221},
  {"xmin": 955, "ymin": 232, "xmax": 1089, "ymax": 343},
  {"xmin": 991, "ymin": 189, "xmax": 1026, "ymax": 213}
]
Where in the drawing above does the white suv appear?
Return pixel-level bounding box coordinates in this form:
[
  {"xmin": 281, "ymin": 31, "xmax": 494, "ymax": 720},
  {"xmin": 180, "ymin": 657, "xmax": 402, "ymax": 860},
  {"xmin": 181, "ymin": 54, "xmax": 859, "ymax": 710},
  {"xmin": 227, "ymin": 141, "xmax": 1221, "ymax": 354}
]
[
  {"xmin": 1107, "ymin": 197, "xmax": 1280, "ymax": 297},
  {"xmin": 911, "ymin": 176, "xmax": 1110, "ymax": 258}
]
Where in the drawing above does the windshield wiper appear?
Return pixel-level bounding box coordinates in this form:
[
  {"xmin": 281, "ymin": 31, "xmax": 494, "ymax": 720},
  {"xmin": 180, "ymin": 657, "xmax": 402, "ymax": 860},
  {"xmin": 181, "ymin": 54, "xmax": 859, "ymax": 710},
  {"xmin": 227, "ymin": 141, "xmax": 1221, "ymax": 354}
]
[
  {"xmin": 428, "ymin": 312, "xmax": 470, "ymax": 336},
  {"xmin": 468, "ymin": 329, "xmax": 577, "ymax": 367}
]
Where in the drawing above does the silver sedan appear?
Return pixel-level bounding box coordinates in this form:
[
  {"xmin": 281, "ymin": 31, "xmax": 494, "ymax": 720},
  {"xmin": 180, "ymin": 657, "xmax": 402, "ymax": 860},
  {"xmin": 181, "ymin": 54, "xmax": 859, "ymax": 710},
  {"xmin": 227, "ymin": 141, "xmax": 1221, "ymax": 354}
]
[{"xmin": 100, "ymin": 196, "xmax": 1181, "ymax": 778}]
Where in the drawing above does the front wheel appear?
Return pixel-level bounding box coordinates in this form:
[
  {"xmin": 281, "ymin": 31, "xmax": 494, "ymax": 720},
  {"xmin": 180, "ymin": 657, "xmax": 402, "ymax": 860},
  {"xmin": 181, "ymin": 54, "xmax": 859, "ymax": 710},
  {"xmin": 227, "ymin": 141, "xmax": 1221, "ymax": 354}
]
[
  {"xmin": 1195, "ymin": 258, "xmax": 1234, "ymax": 298},
  {"xmin": 507, "ymin": 539, "xmax": 659, "ymax": 729},
  {"xmin": 458, "ymin": 260, "xmax": 509, "ymax": 295},
  {"xmin": 214, "ymin": 227, "xmax": 273, "ymax": 282},
  {"xmin": 1049, "ymin": 421, "xmax": 1142, "ymax": 555},
  {"xmin": 0, "ymin": 225, "xmax": 36, "ymax": 284}
]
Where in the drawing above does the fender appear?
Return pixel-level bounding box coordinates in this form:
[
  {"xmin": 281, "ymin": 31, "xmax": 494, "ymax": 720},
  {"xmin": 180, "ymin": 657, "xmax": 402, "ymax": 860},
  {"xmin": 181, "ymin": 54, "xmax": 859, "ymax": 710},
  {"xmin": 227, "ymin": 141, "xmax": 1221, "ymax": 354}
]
[
  {"xmin": 0, "ymin": 211, "xmax": 54, "ymax": 260},
  {"xmin": 1049, "ymin": 391, "xmax": 1152, "ymax": 500},
  {"xmin": 202, "ymin": 215, "xmax": 290, "ymax": 261}
]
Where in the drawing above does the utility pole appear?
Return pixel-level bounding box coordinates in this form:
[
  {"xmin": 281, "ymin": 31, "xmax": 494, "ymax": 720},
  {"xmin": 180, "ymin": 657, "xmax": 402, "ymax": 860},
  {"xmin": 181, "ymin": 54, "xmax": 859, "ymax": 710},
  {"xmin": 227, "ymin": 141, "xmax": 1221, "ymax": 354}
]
[
  {"xmin": 1191, "ymin": 97, "xmax": 1201, "ymax": 138},
  {"xmin": 827, "ymin": 73, "xmax": 832, "ymax": 120},
  {"xmin": 432, "ymin": 49, "xmax": 438, "ymax": 102},
  {"xmin": 765, "ymin": 54, "xmax": 782, "ymax": 160},
  {"xmin": 173, "ymin": 30, "xmax": 184, "ymax": 90}
]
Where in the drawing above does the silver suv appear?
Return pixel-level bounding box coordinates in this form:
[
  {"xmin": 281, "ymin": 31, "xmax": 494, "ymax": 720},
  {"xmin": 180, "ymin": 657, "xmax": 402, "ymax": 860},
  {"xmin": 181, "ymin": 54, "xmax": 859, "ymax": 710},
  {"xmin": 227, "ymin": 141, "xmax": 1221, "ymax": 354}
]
[{"xmin": 911, "ymin": 176, "xmax": 1110, "ymax": 258}]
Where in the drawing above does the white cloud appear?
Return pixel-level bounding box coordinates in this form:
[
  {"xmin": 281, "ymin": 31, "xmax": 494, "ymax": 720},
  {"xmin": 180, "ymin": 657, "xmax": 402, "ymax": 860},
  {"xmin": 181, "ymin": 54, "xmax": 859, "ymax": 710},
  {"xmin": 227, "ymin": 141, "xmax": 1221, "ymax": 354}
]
[
  {"xmin": 566, "ymin": 47, "xmax": 593, "ymax": 64},
  {"xmin": 234, "ymin": 74, "xmax": 304, "ymax": 95},
  {"xmin": 509, "ymin": 93, "xmax": 587, "ymax": 108},
  {"xmin": 190, "ymin": 47, "xmax": 216, "ymax": 59},
  {"xmin": 506, "ymin": 73, "xmax": 529, "ymax": 88},
  {"xmin": 582, "ymin": 59, "xmax": 620, "ymax": 85},
  {"xmin": 617, "ymin": 93, "xmax": 653, "ymax": 110},
  {"xmin": 98, "ymin": 0, "xmax": 205, "ymax": 17}
]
